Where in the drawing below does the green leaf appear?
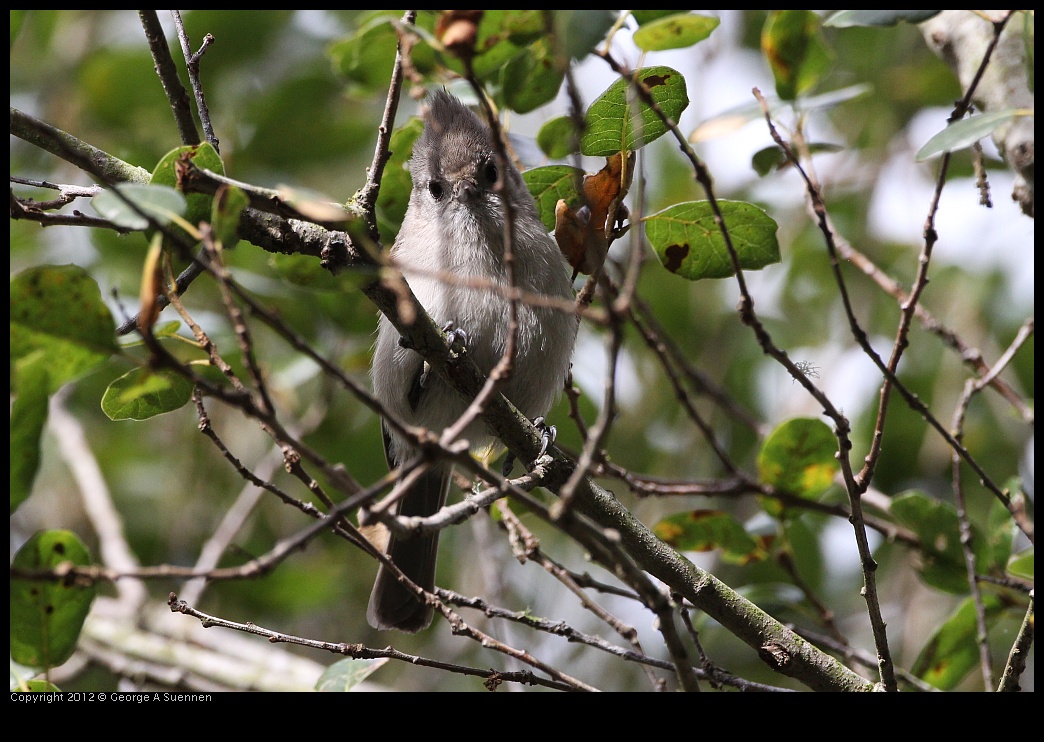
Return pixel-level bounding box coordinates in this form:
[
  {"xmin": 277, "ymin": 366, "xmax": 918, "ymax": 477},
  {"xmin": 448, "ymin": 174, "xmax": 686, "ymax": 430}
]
[
  {"xmin": 632, "ymin": 13, "xmax": 719, "ymax": 51},
  {"xmin": 653, "ymin": 510, "xmax": 765, "ymax": 564},
  {"xmin": 522, "ymin": 165, "xmax": 584, "ymax": 231},
  {"xmin": 92, "ymin": 183, "xmax": 187, "ymax": 231},
  {"xmin": 424, "ymin": 10, "xmax": 544, "ymax": 80},
  {"xmin": 154, "ymin": 142, "xmax": 225, "ymax": 186},
  {"xmin": 536, "ymin": 116, "xmax": 580, "ymax": 160},
  {"xmin": 915, "ymin": 110, "xmax": 1026, "ymax": 161},
  {"xmin": 751, "ymin": 145, "xmax": 788, "ymax": 177},
  {"xmin": 21, "ymin": 679, "xmax": 63, "ymax": 692},
  {"xmin": 101, "ymin": 366, "xmax": 194, "ymax": 421},
  {"xmin": 10, "ymin": 530, "xmax": 96, "ymax": 669},
  {"xmin": 752, "ymin": 142, "xmax": 844, "ymax": 176},
  {"xmin": 377, "ymin": 117, "xmax": 424, "ymax": 241},
  {"xmin": 468, "ymin": 12, "xmax": 532, "ymax": 78},
  {"xmin": 316, "ymin": 657, "xmax": 389, "ymax": 691},
  {"xmin": 267, "ymin": 252, "xmax": 345, "ymax": 291},
  {"xmin": 150, "ymin": 142, "xmax": 226, "ymax": 234},
  {"xmin": 10, "ymin": 353, "xmax": 49, "ymax": 513},
  {"xmin": 825, "ymin": 10, "xmax": 941, "ymax": 28},
  {"xmin": 329, "ymin": 12, "xmax": 440, "ymax": 88},
  {"xmin": 153, "ymin": 321, "xmax": 183, "ymax": 338},
  {"xmin": 644, "ymin": 200, "xmax": 780, "ymax": 280},
  {"xmin": 890, "ymin": 491, "xmax": 988, "ymax": 594},
  {"xmin": 211, "ymin": 184, "xmax": 249, "ymax": 249},
  {"xmin": 501, "ymin": 37, "xmax": 564, "ymax": 114},
  {"xmin": 552, "ymin": 10, "xmax": 616, "ymax": 60},
  {"xmin": 761, "ymin": 10, "xmax": 832, "ymax": 100},
  {"xmin": 631, "ymin": 11, "xmax": 680, "ymax": 25},
  {"xmin": 912, "ymin": 593, "xmax": 1005, "ymax": 690},
  {"xmin": 329, "ymin": 15, "xmax": 421, "ymax": 92},
  {"xmin": 1007, "ymin": 548, "xmax": 1033, "ymax": 580},
  {"xmin": 757, "ymin": 418, "xmax": 839, "ymax": 500},
  {"xmin": 118, "ymin": 321, "xmax": 183, "ymax": 348},
  {"xmin": 984, "ymin": 495, "xmax": 1016, "ymax": 572},
  {"xmin": 581, "ymin": 66, "xmax": 689, "ymax": 156},
  {"xmin": 493, "ymin": 9, "xmax": 546, "ymax": 45},
  {"xmin": 10, "ymin": 265, "xmax": 118, "ymax": 393}
]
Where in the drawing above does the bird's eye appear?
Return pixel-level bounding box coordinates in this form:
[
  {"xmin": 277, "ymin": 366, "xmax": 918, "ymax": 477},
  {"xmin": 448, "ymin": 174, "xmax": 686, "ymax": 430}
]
[
  {"xmin": 427, "ymin": 180, "xmax": 444, "ymax": 201},
  {"xmin": 483, "ymin": 161, "xmax": 498, "ymax": 184}
]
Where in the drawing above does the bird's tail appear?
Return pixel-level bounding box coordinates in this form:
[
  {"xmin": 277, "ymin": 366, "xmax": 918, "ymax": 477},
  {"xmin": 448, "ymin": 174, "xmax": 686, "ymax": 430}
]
[{"xmin": 366, "ymin": 466, "xmax": 450, "ymax": 632}]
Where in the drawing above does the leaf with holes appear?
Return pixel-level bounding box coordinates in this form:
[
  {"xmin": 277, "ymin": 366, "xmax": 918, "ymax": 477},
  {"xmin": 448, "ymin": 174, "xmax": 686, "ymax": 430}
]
[
  {"xmin": 581, "ymin": 66, "xmax": 689, "ymax": 156},
  {"xmin": 10, "ymin": 530, "xmax": 96, "ymax": 669},
  {"xmin": 645, "ymin": 200, "xmax": 780, "ymax": 280}
]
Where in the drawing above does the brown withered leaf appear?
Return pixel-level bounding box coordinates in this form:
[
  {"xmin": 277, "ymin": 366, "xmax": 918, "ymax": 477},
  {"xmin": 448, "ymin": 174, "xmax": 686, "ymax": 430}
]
[
  {"xmin": 553, "ymin": 152, "xmax": 634, "ymax": 275},
  {"xmin": 553, "ymin": 198, "xmax": 597, "ymax": 273}
]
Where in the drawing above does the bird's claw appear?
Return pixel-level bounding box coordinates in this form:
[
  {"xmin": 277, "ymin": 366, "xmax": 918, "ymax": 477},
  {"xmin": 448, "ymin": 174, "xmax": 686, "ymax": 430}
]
[
  {"xmin": 502, "ymin": 416, "xmax": 557, "ymax": 476},
  {"xmin": 534, "ymin": 416, "xmax": 557, "ymax": 458},
  {"xmin": 442, "ymin": 322, "xmax": 468, "ymax": 357}
]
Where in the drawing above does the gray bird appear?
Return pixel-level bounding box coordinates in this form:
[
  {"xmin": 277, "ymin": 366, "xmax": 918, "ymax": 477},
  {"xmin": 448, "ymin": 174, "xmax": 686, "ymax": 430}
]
[{"xmin": 368, "ymin": 90, "xmax": 578, "ymax": 632}]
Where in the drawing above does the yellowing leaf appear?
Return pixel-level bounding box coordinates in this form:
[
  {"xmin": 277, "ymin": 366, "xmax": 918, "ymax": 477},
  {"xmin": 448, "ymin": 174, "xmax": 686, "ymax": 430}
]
[{"xmin": 756, "ymin": 418, "xmax": 839, "ymax": 499}]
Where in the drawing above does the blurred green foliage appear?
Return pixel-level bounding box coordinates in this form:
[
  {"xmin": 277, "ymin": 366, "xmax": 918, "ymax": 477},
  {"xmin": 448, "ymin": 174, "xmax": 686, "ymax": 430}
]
[{"xmin": 10, "ymin": 10, "xmax": 1033, "ymax": 692}]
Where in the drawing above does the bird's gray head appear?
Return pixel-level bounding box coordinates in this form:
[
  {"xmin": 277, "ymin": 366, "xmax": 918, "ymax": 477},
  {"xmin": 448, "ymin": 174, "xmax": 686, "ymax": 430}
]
[{"xmin": 408, "ymin": 91, "xmax": 528, "ymax": 227}]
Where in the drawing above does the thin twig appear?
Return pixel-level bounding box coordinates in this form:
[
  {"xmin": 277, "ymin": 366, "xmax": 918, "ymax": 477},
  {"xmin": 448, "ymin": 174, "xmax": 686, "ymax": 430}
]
[
  {"xmin": 996, "ymin": 593, "xmax": 1034, "ymax": 692},
  {"xmin": 171, "ymin": 11, "xmax": 219, "ymax": 152},
  {"xmin": 138, "ymin": 11, "xmax": 200, "ymax": 146},
  {"xmin": 166, "ymin": 593, "xmax": 580, "ymax": 692}
]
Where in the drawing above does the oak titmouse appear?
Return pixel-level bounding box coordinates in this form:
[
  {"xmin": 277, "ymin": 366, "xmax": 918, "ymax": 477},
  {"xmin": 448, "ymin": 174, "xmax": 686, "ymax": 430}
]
[{"xmin": 367, "ymin": 90, "xmax": 578, "ymax": 632}]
